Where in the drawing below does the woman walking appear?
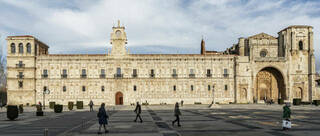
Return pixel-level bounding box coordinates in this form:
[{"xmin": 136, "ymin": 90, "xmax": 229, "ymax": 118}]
[
  {"xmin": 97, "ymin": 103, "xmax": 109, "ymax": 134},
  {"xmin": 172, "ymin": 102, "xmax": 181, "ymax": 127}
]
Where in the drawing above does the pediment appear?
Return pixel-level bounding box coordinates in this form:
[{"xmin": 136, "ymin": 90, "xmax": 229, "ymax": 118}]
[{"xmin": 248, "ymin": 33, "xmax": 276, "ymax": 39}]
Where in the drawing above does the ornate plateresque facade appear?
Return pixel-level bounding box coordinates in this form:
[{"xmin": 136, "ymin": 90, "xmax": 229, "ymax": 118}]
[{"xmin": 6, "ymin": 22, "xmax": 320, "ymax": 105}]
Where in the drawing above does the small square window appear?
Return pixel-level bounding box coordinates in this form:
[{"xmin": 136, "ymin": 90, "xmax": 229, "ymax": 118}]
[
  {"xmin": 101, "ymin": 86, "xmax": 105, "ymax": 92},
  {"xmin": 224, "ymin": 85, "xmax": 228, "ymax": 90},
  {"xmin": 208, "ymin": 85, "xmax": 211, "ymax": 91},
  {"xmin": 18, "ymin": 81, "xmax": 23, "ymax": 88},
  {"xmin": 173, "ymin": 85, "xmax": 176, "ymax": 91},
  {"xmin": 191, "ymin": 85, "xmax": 194, "ymax": 91},
  {"xmin": 82, "ymin": 86, "xmax": 86, "ymax": 92},
  {"xmin": 63, "ymin": 86, "xmax": 66, "ymax": 92},
  {"xmin": 133, "ymin": 85, "xmax": 137, "ymax": 91}
]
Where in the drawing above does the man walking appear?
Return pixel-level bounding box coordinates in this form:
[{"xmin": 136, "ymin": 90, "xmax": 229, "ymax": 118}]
[
  {"xmin": 172, "ymin": 102, "xmax": 181, "ymax": 127},
  {"xmin": 97, "ymin": 103, "xmax": 109, "ymax": 134},
  {"xmin": 282, "ymin": 102, "xmax": 291, "ymax": 131},
  {"xmin": 134, "ymin": 102, "xmax": 143, "ymax": 123},
  {"xmin": 89, "ymin": 100, "xmax": 94, "ymax": 112}
]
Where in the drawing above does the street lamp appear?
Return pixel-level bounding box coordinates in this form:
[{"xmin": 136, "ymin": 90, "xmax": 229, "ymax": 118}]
[{"xmin": 43, "ymin": 88, "xmax": 50, "ymax": 110}]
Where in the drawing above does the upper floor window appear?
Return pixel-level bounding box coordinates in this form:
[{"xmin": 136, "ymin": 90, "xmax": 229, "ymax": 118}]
[
  {"xmin": 101, "ymin": 86, "xmax": 105, "ymax": 92},
  {"xmin": 206, "ymin": 69, "xmax": 212, "ymax": 77},
  {"xmin": 19, "ymin": 43, "xmax": 23, "ymax": 54},
  {"xmin": 18, "ymin": 81, "xmax": 23, "ymax": 88},
  {"xmin": 82, "ymin": 86, "xmax": 86, "ymax": 92},
  {"xmin": 42, "ymin": 69, "xmax": 48, "ymax": 78},
  {"xmin": 18, "ymin": 72, "xmax": 24, "ymax": 79},
  {"xmin": 62, "ymin": 69, "xmax": 67, "ymax": 78},
  {"xmin": 260, "ymin": 50, "xmax": 267, "ymax": 57},
  {"xmin": 150, "ymin": 69, "xmax": 155, "ymax": 78},
  {"xmin": 43, "ymin": 86, "xmax": 47, "ymax": 91},
  {"xmin": 132, "ymin": 69, "xmax": 137, "ymax": 77},
  {"xmin": 81, "ymin": 69, "xmax": 87, "ymax": 78},
  {"xmin": 172, "ymin": 69, "xmax": 177, "ymax": 77},
  {"xmin": 133, "ymin": 85, "xmax": 137, "ymax": 91},
  {"xmin": 208, "ymin": 85, "xmax": 211, "ymax": 91},
  {"xmin": 173, "ymin": 85, "xmax": 176, "ymax": 91},
  {"xmin": 100, "ymin": 69, "xmax": 106, "ymax": 78},
  {"xmin": 189, "ymin": 69, "xmax": 195, "ymax": 78},
  {"xmin": 299, "ymin": 41, "xmax": 303, "ymax": 50},
  {"xmin": 63, "ymin": 86, "xmax": 66, "ymax": 92},
  {"xmin": 27, "ymin": 43, "xmax": 31, "ymax": 53},
  {"xmin": 224, "ymin": 85, "xmax": 228, "ymax": 90},
  {"xmin": 117, "ymin": 68, "xmax": 121, "ymax": 75},
  {"xmin": 11, "ymin": 43, "xmax": 15, "ymax": 53},
  {"xmin": 223, "ymin": 69, "xmax": 229, "ymax": 77},
  {"xmin": 191, "ymin": 85, "xmax": 194, "ymax": 91}
]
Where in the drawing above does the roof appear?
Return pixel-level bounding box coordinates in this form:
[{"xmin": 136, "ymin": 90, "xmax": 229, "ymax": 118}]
[
  {"xmin": 279, "ymin": 25, "xmax": 313, "ymax": 33},
  {"xmin": 6, "ymin": 35, "xmax": 49, "ymax": 48},
  {"xmin": 248, "ymin": 33, "xmax": 277, "ymax": 39}
]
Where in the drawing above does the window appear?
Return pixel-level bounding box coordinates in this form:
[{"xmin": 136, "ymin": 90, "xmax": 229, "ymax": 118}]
[
  {"xmin": 173, "ymin": 85, "xmax": 176, "ymax": 91},
  {"xmin": 81, "ymin": 69, "xmax": 86, "ymax": 78},
  {"xmin": 172, "ymin": 69, "xmax": 177, "ymax": 77},
  {"xmin": 63, "ymin": 86, "xmax": 66, "ymax": 92},
  {"xmin": 299, "ymin": 41, "xmax": 303, "ymax": 50},
  {"xmin": 82, "ymin": 86, "xmax": 86, "ymax": 92},
  {"xmin": 150, "ymin": 69, "xmax": 155, "ymax": 77},
  {"xmin": 132, "ymin": 69, "xmax": 137, "ymax": 77},
  {"xmin": 191, "ymin": 85, "xmax": 194, "ymax": 91},
  {"xmin": 35, "ymin": 44, "xmax": 37, "ymax": 55},
  {"xmin": 19, "ymin": 43, "xmax": 23, "ymax": 53},
  {"xmin": 101, "ymin": 86, "xmax": 105, "ymax": 92},
  {"xmin": 260, "ymin": 50, "xmax": 267, "ymax": 57},
  {"xmin": 18, "ymin": 81, "xmax": 23, "ymax": 88},
  {"xmin": 208, "ymin": 85, "xmax": 211, "ymax": 91},
  {"xmin": 27, "ymin": 43, "xmax": 31, "ymax": 53},
  {"xmin": 43, "ymin": 86, "xmax": 47, "ymax": 91},
  {"xmin": 133, "ymin": 85, "xmax": 137, "ymax": 91},
  {"xmin": 18, "ymin": 72, "xmax": 23, "ymax": 79},
  {"xmin": 207, "ymin": 69, "xmax": 212, "ymax": 77},
  {"xmin": 117, "ymin": 68, "xmax": 121, "ymax": 75},
  {"xmin": 224, "ymin": 85, "xmax": 228, "ymax": 90},
  {"xmin": 62, "ymin": 69, "xmax": 67, "ymax": 78},
  {"xmin": 11, "ymin": 43, "xmax": 15, "ymax": 53},
  {"xmin": 100, "ymin": 69, "xmax": 106, "ymax": 78},
  {"xmin": 190, "ymin": 69, "xmax": 194, "ymax": 74},
  {"xmin": 223, "ymin": 69, "xmax": 228, "ymax": 77},
  {"xmin": 42, "ymin": 69, "xmax": 48, "ymax": 78},
  {"xmin": 189, "ymin": 69, "xmax": 195, "ymax": 77}
]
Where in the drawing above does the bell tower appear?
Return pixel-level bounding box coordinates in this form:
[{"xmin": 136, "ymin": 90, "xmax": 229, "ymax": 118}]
[{"xmin": 110, "ymin": 20, "xmax": 128, "ymax": 56}]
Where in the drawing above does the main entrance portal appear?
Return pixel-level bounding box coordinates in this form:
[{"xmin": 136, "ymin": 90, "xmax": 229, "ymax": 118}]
[
  {"xmin": 255, "ymin": 67, "xmax": 286, "ymax": 102},
  {"xmin": 115, "ymin": 92, "xmax": 123, "ymax": 105}
]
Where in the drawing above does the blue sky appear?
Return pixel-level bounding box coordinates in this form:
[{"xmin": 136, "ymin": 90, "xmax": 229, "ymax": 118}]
[{"xmin": 1, "ymin": 0, "xmax": 320, "ymax": 71}]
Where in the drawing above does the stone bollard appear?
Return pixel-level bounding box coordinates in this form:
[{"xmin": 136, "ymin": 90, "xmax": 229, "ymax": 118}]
[{"xmin": 44, "ymin": 128, "xmax": 48, "ymax": 136}]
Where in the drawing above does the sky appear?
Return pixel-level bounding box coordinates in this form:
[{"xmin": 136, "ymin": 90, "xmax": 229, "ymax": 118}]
[{"xmin": 0, "ymin": 0, "xmax": 320, "ymax": 71}]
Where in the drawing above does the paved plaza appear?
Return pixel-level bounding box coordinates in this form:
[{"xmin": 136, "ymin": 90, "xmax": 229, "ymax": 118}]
[{"xmin": 0, "ymin": 104, "xmax": 320, "ymax": 136}]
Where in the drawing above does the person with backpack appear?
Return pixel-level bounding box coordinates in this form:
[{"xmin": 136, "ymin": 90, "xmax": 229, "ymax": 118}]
[{"xmin": 97, "ymin": 103, "xmax": 109, "ymax": 134}]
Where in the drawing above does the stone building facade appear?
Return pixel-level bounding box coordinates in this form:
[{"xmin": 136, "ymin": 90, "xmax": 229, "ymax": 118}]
[{"xmin": 6, "ymin": 23, "xmax": 320, "ymax": 105}]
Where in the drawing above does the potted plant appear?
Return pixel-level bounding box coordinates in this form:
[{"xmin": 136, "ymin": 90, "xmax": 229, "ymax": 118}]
[
  {"xmin": 7, "ymin": 105, "xmax": 19, "ymax": 120},
  {"xmin": 49, "ymin": 102, "xmax": 55, "ymax": 109},
  {"xmin": 54, "ymin": 104, "xmax": 63, "ymax": 113},
  {"xmin": 76, "ymin": 101, "xmax": 83, "ymax": 109},
  {"xmin": 68, "ymin": 102, "xmax": 74, "ymax": 110}
]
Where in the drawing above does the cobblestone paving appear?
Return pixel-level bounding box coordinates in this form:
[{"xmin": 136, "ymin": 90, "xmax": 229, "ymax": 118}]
[{"xmin": 0, "ymin": 104, "xmax": 319, "ymax": 136}]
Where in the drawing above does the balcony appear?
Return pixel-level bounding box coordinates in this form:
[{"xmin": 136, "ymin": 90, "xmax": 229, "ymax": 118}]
[
  {"xmin": 100, "ymin": 74, "xmax": 106, "ymax": 78},
  {"xmin": 132, "ymin": 74, "xmax": 138, "ymax": 78},
  {"xmin": 150, "ymin": 74, "xmax": 155, "ymax": 78},
  {"xmin": 114, "ymin": 74, "xmax": 123, "ymax": 78},
  {"xmin": 223, "ymin": 74, "xmax": 229, "ymax": 78},
  {"xmin": 80, "ymin": 74, "xmax": 87, "ymax": 78},
  {"xmin": 16, "ymin": 63, "xmax": 25, "ymax": 68},
  {"xmin": 41, "ymin": 74, "xmax": 48, "ymax": 78},
  {"xmin": 172, "ymin": 74, "xmax": 178, "ymax": 78},
  {"xmin": 61, "ymin": 74, "xmax": 68, "ymax": 78},
  {"xmin": 17, "ymin": 75, "xmax": 24, "ymax": 79},
  {"xmin": 206, "ymin": 73, "xmax": 212, "ymax": 77},
  {"xmin": 189, "ymin": 74, "xmax": 195, "ymax": 78}
]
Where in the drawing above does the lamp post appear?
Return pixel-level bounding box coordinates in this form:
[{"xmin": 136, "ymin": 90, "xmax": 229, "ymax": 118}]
[{"xmin": 43, "ymin": 89, "xmax": 50, "ymax": 110}]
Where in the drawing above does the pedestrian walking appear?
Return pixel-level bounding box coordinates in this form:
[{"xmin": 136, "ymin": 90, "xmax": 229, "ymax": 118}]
[
  {"xmin": 172, "ymin": 102, "xmax": 181, "ymax": 127},
  {"xmin": 97, "ymin": 103, "xmax": 109, "ymax": 134},
  {"xmin": 282, "ymin": 102, "xmax": 291, "ymax": 131},
  {"xmin": 89, "ymin": 100, "xmax": 94, "ymax": 112},
  {"xmin": 181, "ymin": 100, "xmax": 184, "ymax": 107},
  {"xmin": 134, "ymin": 102, "xmax": 143, "ymax": 123}
]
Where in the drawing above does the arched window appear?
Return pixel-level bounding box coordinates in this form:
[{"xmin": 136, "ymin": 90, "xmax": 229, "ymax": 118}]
[
  {"xmin": 10, "ymin": 43, "xmax": 16, "ymax": 53},
  {"xmin": 19, "ymin": 43, "xmax": 23, "ymax": 53},
  {"xmin": 299, "ymin": 41, "xmax": 303, "ymax": 50},
  {"xmin": 27, "ymin": 43, "xmax": 31, "ymax": 53}
]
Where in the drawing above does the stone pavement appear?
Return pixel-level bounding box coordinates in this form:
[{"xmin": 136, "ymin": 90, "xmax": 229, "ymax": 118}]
[{"xmin": 0, "ymin": 104, "xmax": 319, "ymax": 136}]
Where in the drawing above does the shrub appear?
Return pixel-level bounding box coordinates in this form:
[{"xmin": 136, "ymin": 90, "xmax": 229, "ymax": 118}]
[
  {"xmin": 68, "ymin": 102, "xmax": 74, "ymax": 110},
  {"xmin": 18, "ymin": 104, "xmax": 23, "ymax": 114},
  {"xmin": 313, "ymin": 100, "xmax": 320, "ymax": 106},
  {"xmin": 7, "ymin": 105, "xmax": 19, "ymax": 120},
  {"xmin": 76, "ymin": 101, "xmax": 83, "ymax": 109},
  {"xmin": 49, "ymin": 102, "xmax": 55, "ymax": 109},
  {"xmin": 293, "ymin": 99, "xmax": 302, "ymax": 105},
  {"xmin": 54, "ymin": 104, "xmax": 63, "ymax": 113},
  {"xmin": 278, "ymin": 99, "xmax": 284, "ymax": 104}
]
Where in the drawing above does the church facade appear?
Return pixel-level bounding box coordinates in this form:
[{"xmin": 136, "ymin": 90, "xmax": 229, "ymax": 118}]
[{"xmin": 6, "ymin": 23, "xmax": 320, "ymax": 105}]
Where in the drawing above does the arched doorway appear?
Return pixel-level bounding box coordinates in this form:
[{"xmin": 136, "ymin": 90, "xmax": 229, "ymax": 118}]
[
  {"xmin": 255, "ymin": 67, "xmax": 286, "ymax": 103},
  {"xmin": 115, "ymin": 92, "xmax": 123, "ymax": 105},
  {"xmin": 240, "ymin": 88, "xmax": 247, "ymax": 102},
  {"xmin": 294, "ymin": 87, "xmax": 303, "ymax": 99}
]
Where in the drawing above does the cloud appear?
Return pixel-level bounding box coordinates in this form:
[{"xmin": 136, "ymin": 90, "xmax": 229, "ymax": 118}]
[{"xmin": 0, "ymin": 0, "xmax": 320, "ymax": 71}]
